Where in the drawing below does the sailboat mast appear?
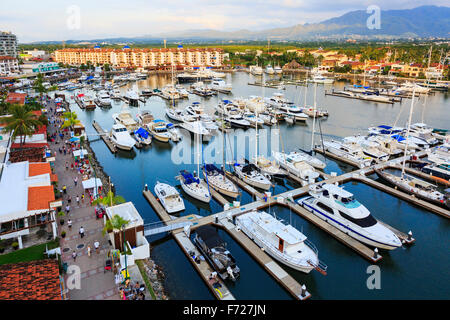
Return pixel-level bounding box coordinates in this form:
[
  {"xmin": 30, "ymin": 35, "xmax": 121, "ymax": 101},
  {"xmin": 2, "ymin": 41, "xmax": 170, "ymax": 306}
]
[
  {"xmin": 310, "ymin": 83, "xmax": 317, "ymax": 151},
  {"xmin": 303, "ymin": 81, "xmax": 308, "ymax": 108},
  {"xmin": 401, "ymin": 87, "xmax": 416, "ymax": 178}
]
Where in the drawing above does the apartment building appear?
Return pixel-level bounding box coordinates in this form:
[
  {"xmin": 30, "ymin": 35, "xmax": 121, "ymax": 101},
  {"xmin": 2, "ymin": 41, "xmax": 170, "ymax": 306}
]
[
  {"xmin": 54, "ymin": 47, "xmax": 225, "ymax": 68},
  {"xmin": 0, "ymin": 31, "xmax": 17, "ymax": 57},
  {"xmin": 0, "ymin": 56, "xmax": 19, "ymax": 75}
]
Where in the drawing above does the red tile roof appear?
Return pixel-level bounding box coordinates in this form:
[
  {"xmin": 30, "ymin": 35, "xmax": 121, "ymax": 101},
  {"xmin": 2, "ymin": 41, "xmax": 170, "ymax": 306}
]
[
  {"xmin": 29, "ymin": 162, "xmax": 51, "ymax": 177},
  {"xmin": 0, "ymin": 259, "xmax": 62, "ymax": 300},
  {"xmin": 6, "ymin": 92, "xmax": 27, "ymax": 105},
  {"xmin": 27, "ymin": 185, "xmax": 55, "ymax": 211},
  {"xmin": 10, "ymin": 142, "xmax": 49, "ymax": 149}
]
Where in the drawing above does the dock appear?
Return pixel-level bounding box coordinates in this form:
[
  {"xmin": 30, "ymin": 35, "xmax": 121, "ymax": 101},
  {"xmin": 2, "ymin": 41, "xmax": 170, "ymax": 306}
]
[
  {"xmin": 225, "ymin": 171, "xmax": 265, "ymax": 200},
  {"xmin": 388, "ymin": 164, "xmax": 450, "ymax": 187},
  {"xmin": 142, "ymin": 189, "xmax": 235, "ymax": 300},
  {"xmin": 92, "ymin": 120, "xmax": 116, "ymax": 153},
  {"xmin": 325, "ymin": 89, "xmax": 395, "ymax": 104}
]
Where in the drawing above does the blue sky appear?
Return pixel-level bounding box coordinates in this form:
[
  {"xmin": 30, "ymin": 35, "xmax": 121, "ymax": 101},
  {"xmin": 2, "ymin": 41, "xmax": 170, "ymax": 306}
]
[{"xmin": 0, "ymin": 0, "xmax": 447, "ymax": 42}]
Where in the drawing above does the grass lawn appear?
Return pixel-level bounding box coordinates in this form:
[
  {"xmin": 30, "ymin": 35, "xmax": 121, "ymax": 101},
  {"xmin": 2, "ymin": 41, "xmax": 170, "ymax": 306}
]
[
  {"xmin": 136, "ymin": 260, "xmax": 157, "ymax": 300},
  {"xmin": 0, "ymin": 240, "xmax": 59, "ymax": 266}
]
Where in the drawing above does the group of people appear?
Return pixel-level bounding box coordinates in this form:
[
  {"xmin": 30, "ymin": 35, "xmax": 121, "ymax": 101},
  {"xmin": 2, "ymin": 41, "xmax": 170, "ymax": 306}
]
[{"xmin": 118, "ymin": 280, "xmax": 146, "ymax": 300}]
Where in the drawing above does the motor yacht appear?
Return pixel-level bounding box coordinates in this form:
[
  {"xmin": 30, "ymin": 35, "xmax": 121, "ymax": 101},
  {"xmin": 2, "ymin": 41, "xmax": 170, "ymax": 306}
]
[
  {"xmin": 323, "ymin": 140, "xmax": 374, "ymax": 168},
  {"xmin": 252, "ymin": 156, "xmax": 287, "ymax": 178},
  {"xmin": 112, "ymin": 110, "xmax": 138, "ymax": 132},
  {"xmin": 147, "ymin": 120, "xmax": 172, "ymax": 143},
  {"xmin": 235, "ymin": 210, "xmax": 327, "ymax": 273},
  {"xmin": 109, "ymin": 124, "xmax": 136, "ymax": 151},
  {"xmin": 210, "ymin": 78, "xmax": 232, "ymax": 93},
  {"xmin": 343, "ymin": 136, "xmax": 390, "ymax": 162},
  {"xmin": 265, "ymin": 65, "xmax": 274, "ymax": 74},
  {"xmin": 97, "ymin": 90, "xmax": 112, "ymax": 107},
  {"xmin": 136, "ymin": 111, "xmax": 154, "ymax": 127},
  {"xmin": 242, "ymin": 112, "xmax": 264, "ymax": 128},
  {"xmin": 272, "ymin": 151, "xmax": 320, "ymax": 185},
  {"xmin": 298, "ymin": 184, "xmax": 402, "ymax": 250},
  {"xmin": 154, "ymin": 182, "xmax": 185, "ymax": 213}
]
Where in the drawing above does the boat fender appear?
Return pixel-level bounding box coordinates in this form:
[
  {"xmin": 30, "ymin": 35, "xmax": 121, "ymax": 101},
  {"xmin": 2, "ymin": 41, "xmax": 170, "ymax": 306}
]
[{"xmin": 215, "ymin": 288, "xmax": 223, "ymax": 299}]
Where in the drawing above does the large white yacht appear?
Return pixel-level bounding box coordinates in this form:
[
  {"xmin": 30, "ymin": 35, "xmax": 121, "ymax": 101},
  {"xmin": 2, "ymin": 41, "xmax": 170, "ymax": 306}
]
[
  {"xmin": 233, "ymin": 162, "xmax": 272, "ymax": 190},
  {"xmin": 235, "ymin": 210, "xmax": 326, "ymax": 274},
  {"xmin": 274, "ymin": 65, "xmax": 282, "ymax": 74},
  {"xmin": 202, "ymin": 164, "xmax": 239, "ymax": 198},
  {"xmin": 154, "ymin": 182, "xmax": 185, "ymax": 213},
  {"xmin": 109, "ymin": 124, "xmax": 136, "ymax": 151},
  {"xmin": 97, "ymin": 90, "xmax": 112, "ymax": 107},
  {"xmin": 409, "ymin": 123, "xmax": 439, "ymax": 146},
  {"xmin": 166, "ymin": 108, "xmax": 188, "ymax": 122},
  {"xmin": 323, "ymin": 140, "xmax": 373, "ymax": 168},
  {"xmin": 343, "ymin": 136, "xmax": 390, "ymax": 162},
  {"xmin": 298, "ymin": 184, "xmax": 402, "ymax": 250},
  {"xmin": 309, "ymin": 73, "xmax": 334, "ymax": 84},
  {"xmin": 272, "ymin": 151, "xmax": 319, "ymax": 185},
  {"xmin": 178, "ymin": 170, "xmax": 211, "ymax": 203},
  {"xmin": 277, "ymin": 105, "xmax": 308, "ymax": 122}
]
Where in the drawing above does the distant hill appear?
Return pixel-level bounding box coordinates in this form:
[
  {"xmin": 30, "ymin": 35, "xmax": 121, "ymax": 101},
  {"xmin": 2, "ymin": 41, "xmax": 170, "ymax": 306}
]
[{"xmin": 30, "ymin": 5, "xmax": 450, "ymax": 44}]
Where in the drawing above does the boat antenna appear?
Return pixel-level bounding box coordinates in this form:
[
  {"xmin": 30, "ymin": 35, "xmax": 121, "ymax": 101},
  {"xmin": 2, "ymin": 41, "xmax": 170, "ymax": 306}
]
[{"xmin": 401, "ymin": 87, "xmax": 416, "ymax": 179}]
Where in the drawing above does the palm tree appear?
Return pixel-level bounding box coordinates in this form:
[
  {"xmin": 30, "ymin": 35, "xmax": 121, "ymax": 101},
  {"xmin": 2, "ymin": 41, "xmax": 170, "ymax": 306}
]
[
  {"xmin": 102, "ymin": 214, "xmax": 130, "ymax": 278},
  {"xmin": 3, "ymin": 104, "xmax": 43, "ymax": 147},
  {"xmin": 33, "ymin": 73, "xmax": 48, "ymax": 100},
  {"xmin": 92, "ymin": 191, "xmax": 125, "ymax": 207},
  {"xmin": 61, "ymin": 111, "xmax": 80, "ymax": 131}
]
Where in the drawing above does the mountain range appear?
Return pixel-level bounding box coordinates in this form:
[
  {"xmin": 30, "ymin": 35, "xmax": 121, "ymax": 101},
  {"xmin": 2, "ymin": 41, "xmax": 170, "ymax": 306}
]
[{"xmin": 36, "ymin": 5, "xmax": 450, "ymax": 44}]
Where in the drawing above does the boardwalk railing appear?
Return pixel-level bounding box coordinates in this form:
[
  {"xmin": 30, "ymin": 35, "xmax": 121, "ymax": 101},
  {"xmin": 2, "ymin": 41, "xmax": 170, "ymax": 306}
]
[{"xmin": 143, "ymin": 220, "xmax": 192, "ymax": 236}]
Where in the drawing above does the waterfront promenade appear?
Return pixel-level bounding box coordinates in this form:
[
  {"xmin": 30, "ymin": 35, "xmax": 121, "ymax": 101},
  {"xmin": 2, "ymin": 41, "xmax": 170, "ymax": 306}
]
[{"xmin": 47, "ymin": 100, "xmax": 119, "ymax": 300}]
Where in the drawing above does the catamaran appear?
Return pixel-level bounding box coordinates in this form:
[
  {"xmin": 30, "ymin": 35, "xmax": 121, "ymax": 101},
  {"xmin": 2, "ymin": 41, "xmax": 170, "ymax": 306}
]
[
  {"xmin": 235, "ymin": 210, "xmax": 327, "ymax": 274},
  {"xmin": 154, "ymin": 182, "xmax": 185, "ymax": 213}
]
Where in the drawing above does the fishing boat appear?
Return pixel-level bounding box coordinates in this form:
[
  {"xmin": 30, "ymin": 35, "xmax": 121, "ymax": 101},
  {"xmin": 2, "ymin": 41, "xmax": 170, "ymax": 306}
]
[
  {"xmin": 147, "ymin": 120, "xmax": 171, "ymax": 142},
  {"xmin": 298, "ymin": 183, "xmax": 402, "ymax": 250},
  {"xmin": 109, "ymin": 124, "xmax": 136, "ymax": 151},
  {"xmin": 323, "ymin": 140, "xmax": 373, "ymax": 168},
  {"xmin": 193, "ymin": 225, "xmax": 240, "ymax": 281},
  {"xmin": 235, "ymin": 210, "xmax": 327, "ymax": 274},
  {"xmin": 154, "ymin": 182, "xmax": 185, "ymax": 213},
  {"xmin": 252, "ymin": 156, "xmax": 288, "ymax": 178},
  {"xmin": 112, "ymin": 110, "xmax": 139, "ymax": 132},
  {"xmin": 133, "ymin": 127, "xmax": 152, "ymax": 146},
  {"xmin": 178, "ymin": 170, "xmax": 211, "ymax": 203},
  {"xmin": 233, "ymin": 162, "xmax": 272, "ymax": 190},
  {"xmin": 272, "ymin": 151, "xmax": 320, "ymax": 185},
  {"xmin": 202, "ymin": 164, "xmax": 239, "ymax": 198}
]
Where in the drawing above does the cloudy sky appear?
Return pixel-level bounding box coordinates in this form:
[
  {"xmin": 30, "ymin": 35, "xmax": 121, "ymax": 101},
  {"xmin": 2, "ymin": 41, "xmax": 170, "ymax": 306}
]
[{"xmin": 1, "ymin": 0, "xmax": 447, "ymax": 42}]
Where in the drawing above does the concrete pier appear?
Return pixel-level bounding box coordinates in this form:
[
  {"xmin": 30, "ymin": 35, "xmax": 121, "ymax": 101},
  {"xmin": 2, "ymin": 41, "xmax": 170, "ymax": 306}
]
[{"xmin": 92, "ymin": 121, "xmax": 116, "ymax": 153}]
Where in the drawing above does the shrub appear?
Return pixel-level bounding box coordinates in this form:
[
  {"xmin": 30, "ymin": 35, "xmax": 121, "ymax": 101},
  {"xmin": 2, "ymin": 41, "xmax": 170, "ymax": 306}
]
[{"xmin": 12, "ymin": 242, "xmax": 19, "ymax": 250}]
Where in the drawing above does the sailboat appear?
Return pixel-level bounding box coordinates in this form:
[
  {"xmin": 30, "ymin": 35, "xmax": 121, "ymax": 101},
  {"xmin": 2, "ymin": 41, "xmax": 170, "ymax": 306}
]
[
  {"xmin": 178, "ymin": 124, "xmax": 211, "ymax": 203},
  {"xmin": 202, "ymin": 164, "xmax": 239, "ymax": 198},
  {"xmin": 375, "ymin": 88, "xmax": 445, "ymax": 205}
]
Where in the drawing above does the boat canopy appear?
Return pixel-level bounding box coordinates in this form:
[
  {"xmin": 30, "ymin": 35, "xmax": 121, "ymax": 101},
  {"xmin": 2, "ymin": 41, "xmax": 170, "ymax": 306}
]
[
  {"xmin": 391, "ymin": 134, "xmax": 406, "ymax": 142},
  {"xmin": 180, "ymin": 170, "xmax": 200, "ymax": 184},
  {"xmin": 378, "ymin": 125, "xmax": 392, "ymax": 129},
  {"xmin": 134, "ymin": 127, "xmax": 149, "ymax": 138},
  {"xmin": 222, "ymin": 99, "xmax": 232, "ymax": 104},
  {"xmin": 241, "ymin": 163, "xmax": 259, "ymax": 173},
  {"xmin": 205, "ymin": 164, "xmax": 224, "ymax": 175},
  {"xmin": 153, "ymin": 119, "xmax": 165, "ymax": 123},
  {"xmin": 195, "ymin": 225, "xmax": 226, "ymax": 248}
]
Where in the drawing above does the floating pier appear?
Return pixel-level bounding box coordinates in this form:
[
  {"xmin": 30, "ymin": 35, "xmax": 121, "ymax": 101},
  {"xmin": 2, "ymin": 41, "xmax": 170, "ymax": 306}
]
[
  {"xmin": 325, "ymin": 89, "xmax": 395, "ymax": 104},
  {"xmin": 92, "ymin": 120, "xmax": 116, "ymax": 153}
]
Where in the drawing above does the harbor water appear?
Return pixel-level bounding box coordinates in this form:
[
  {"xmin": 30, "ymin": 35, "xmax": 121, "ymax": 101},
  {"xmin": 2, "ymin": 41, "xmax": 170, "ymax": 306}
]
[{"xmin": 67, "ymin": 72, "xmax": 449, "ymax": 299}]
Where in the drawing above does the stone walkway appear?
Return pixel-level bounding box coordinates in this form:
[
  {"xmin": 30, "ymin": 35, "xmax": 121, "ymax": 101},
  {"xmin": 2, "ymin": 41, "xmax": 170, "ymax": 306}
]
[{"xmin": 47, "ymin": 100, "xmax": 119, "ymax": 300}]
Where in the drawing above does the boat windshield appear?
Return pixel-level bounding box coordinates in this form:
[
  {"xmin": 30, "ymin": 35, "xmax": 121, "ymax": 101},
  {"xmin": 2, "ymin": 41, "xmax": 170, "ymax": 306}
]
[
  {"xmin": 336, "ymin": 196, "xmax": 361, "ymax": 209},
  {"xmin": 339, "ymin": 211, "xmax": 377, "ymax": 228}
]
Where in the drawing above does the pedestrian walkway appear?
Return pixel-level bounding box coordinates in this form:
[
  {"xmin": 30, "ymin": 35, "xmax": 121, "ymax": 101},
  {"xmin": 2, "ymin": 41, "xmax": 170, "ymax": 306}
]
[{"xmin": 46, "ymin": 100, "xmax": 119, "ymax": 300}]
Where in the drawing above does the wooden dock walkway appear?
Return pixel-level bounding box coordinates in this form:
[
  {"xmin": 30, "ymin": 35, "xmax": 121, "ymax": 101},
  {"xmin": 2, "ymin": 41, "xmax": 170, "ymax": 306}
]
[
  {"xmin": 388, "ymin": 164, "xmax": 450, "ymax": 187},
  {"xmin": 142, "ymin": 189, "xmax": 235, "ymax": 300},
  {"xmin": 324, "ymin": 90, "xmax": 395, "ymax": 104},
  {"xmin": 92, "ymin": 120, "xmax": 116, "ymax": 153}
]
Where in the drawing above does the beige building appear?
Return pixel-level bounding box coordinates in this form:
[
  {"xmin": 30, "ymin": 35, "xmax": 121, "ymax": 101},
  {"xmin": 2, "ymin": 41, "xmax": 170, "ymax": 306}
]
[
  {"xmin": 0, "ymin": 55, "xmax": 19, "ymax": 75},
  {"xmin": 54, "ymin": 47, "xmax": 225, "ymax": 68}
]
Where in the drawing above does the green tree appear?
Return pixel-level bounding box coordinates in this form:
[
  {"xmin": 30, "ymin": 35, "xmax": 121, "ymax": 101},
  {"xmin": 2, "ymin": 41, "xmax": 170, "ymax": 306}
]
[
  {"xmin": 33, "ymin": 73, "xmax": 48, "ymax": 99},
  {"xmin": 61, "ymin": 111, "xmax": 80, "ymax": 130},
  {"xmin": 3, "ymin": 105, "xmax": 43, "ymax": 147},
  {"xmin": 92, "ymin": 191, "xmax": 125, "ymax": 207}
]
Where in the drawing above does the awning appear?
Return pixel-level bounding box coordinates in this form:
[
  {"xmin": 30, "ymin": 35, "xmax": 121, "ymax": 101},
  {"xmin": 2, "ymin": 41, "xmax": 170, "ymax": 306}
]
[
  {"xmin": 82, "ymin": 178, "xmax": 102, "ymax": 190},
  {"xmin": 73, "ymin": 149, "xmax": 88, "ymax": 158}
]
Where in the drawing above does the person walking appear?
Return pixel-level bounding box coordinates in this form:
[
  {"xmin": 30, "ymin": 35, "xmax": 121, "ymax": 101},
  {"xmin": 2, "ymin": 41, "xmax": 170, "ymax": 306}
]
[
  {"xmin": 67, "ymin": 219, "xmax": 72, "ymax": 229},
  {"xmin": 79, "ymin": 226, "xmax": 85, "ymax": 238},
  {"xmin": 74, "ymin": 176, "xmax": 78, "ymax": 186},
  {"xmin": 81, "ymin": 194, "xmax": 85, "ymax": 204},
  {"xmin": 72, "ymin": 251, "xmax": 77, "ymax": 261},
  {"xmin": 63, "ymin": 185, "xmax": 67, "ymax": 194},
  {"xmin": 94, "ymin": 240, "xmax": 100, "ymax": 254},
  {"xmin": 65, "ymin": 161, "xmax": 69, "ymax": 170},
  {"xmin": 87, "ymin": 245, "xmax": 92, "ymax": 257},
  {"xmin": 76, "ymin": 195, "xmax": 80, "ymax": 205},
  {"xmin": 65, "ymin": 205, "xmax": 70, "ymax": 215}
]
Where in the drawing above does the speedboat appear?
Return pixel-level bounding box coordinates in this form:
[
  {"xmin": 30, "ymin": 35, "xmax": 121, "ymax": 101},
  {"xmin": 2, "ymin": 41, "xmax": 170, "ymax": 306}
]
[
  {"xmin": 178, "ymin": 170, "xmax": 211, "ymax": 203},
  {"xmin": 97, "ymin": 90, "xmax": 112, "ymax": 107},
  {"xmin": 193, "ymin": 226, "xmax": 240, "ymax": 281},
  {"xmin": 274, "ymin": 66, "xmax": 282, "ymax": 74},
  {"xmin": 166, "ymin": 108, "xmax": 188, "ymax": 122},
  {"xmin": 272, "ymin": 151, "xmax": 319, "ymax": 185},
  {"xmin": 277, "ymin": 105, "xmax": 308, "ymax": 121},
  {"xmin": 148, "ymin": 120, "xmax": 171, "ymax": 143},
  {"xmin": 323, "ymin": 140, "xmax": 373, "ymax": 168},
  {"xmin": 265, "ymin": 65, "xmax": 274, "ymax": 74},
  {"xmin": 298, "ymin": 183, "xmax": 402, "ymax": 250},
  {"xmin": 409, "ymin": 123, "xmax": 439, "ymax": 146},
  {"xmin": 133, "ymin": 127, "xmax": 152, "ymax": 146},
  {"xmin": 309, "ymin": 73, "xmax": 334, "ymax": 84},
  {"xmin": 112, "ymin": 110, "xmax": 139, "ymax": 132},
  {"xmin": 233, "ymin": 162, "xmax": 272, "ymax": 190},
  {"xmin": 110, "ymin": 124, "xmax": 136, "ymax": 151},
  {"xmin": 252, "ymin": 156, "xmax": 287, "ymax": 178},
  {"xmin": 235, "ymin": 210, "xmax": 326, "ymax": 274},
  {"xmin": 202, "ymin": 164, "xmax": 239, "ymax": 198},
  {"xmin": 154, "ymin": 181, "xmax": 185, "ymax": 213}
]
